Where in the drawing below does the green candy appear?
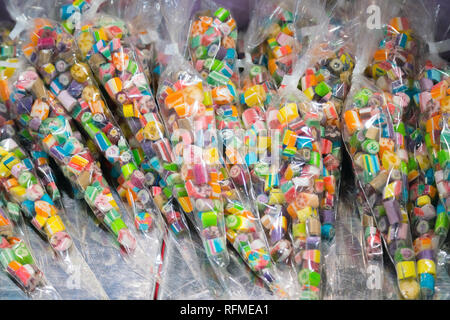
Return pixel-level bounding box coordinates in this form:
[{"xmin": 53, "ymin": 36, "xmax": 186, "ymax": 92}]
[
  {"xmin": 12, "ymin": 242, "xmax": 34, "ymax": 265},
  {"xmin": 110, "ymin": 218, "xmax": 127, "ymax": 236},
  {"xmin": 314, "ymin": 81, "xmax": 331, "ymax": 97},
  {"xmin": 292, "ymin": 222, "xmax": 306, "ymax": 238},
  {"xmin": 354, "ymin": 88, "xmax": 373, "ymax": 107},
  {"xmin": 214, "ymin": 7, "xmax": 230, "ymax": 22},
  {"xmin": 163, "ymin": 187, "xmax": 172, "ymax": 199},
  {"xmin": 298, "ymin": 269, "xmax": 321, "ymax": 287},
  {"xmin": 18, "ymin": 171, "xmax": 37, "ymax": 187},
  {"xmin": 362, "ymin": 139, "xmax": 380, "ymax": 154},
  {"xmin": 201, "ymin": 211, "xmax": 218, "ymax": 228}
]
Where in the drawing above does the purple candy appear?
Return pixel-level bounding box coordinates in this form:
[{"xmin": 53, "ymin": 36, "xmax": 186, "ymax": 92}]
[
  {"xmin": 321, "ymin": 210, "xmax": 335, "ymax": 224},
  {"xmin": 417, "ymin": 249, "xmax": 435, "ymax": 261},
  {"xmin": 29, "ymin": 117, "xmax": 42, "ymax": 132},
  {"xmin": 17, "ymin": 95, "xmax": 33, "ymax": 114},
  {"xmin": 67, "ymin": 80, "xmax": 84, "ymax": 98},
  {"xmin": 141, "ymin": 139, "xmax": 156, "ymax": 158},
  {"xmin": 270, "ymin": 226, "xmax": 285, "ymax": 243},
  {"xmin": 384, "ymin": 199, "xmax": 401, "ymax": 225},
  {"xmin": 306, "ymin": 236, "xmax": 321, "ymax": 249},
  {"xmin": 49, "ymin": 146, "xmax": 66, "ymax": 161}
]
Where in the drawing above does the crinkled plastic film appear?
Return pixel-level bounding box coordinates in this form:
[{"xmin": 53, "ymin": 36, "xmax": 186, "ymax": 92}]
[
  {"xmin": 20, "ymin": 18, "xmax": 168, "ymax": 279},
  {"xmin": 246, "ymin": 0, "xmax": 302, "ymax": 86},
  {"xmin": 403, "ymin": 0, "xmax": 450, "ymax": 301},
  {"xmin": 160, "ymin": 0, "xmax": 290, "ymax": 299},
  {"xmin": 73, "ymin": 11, "xmax": 212, "ymax": 296},
  {"xmin": 0, "ymin": 201, "xmax": 61, "ymax": 299},
  {"xmin": 102, "ymin": 0, "xmax": 162, "ymax": 89},
  {"xmin": 236, "ymin": 58, "xmax": 299, "ymax": 297},
  {"xmin": 267, "ymin": 86, "xmax": 323, "ymax": 299},
  {"xmin": 3, "ymin": 17, "xmax": 163, "ymax": 298}
]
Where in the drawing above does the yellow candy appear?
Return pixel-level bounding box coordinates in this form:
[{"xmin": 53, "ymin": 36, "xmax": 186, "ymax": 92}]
[
  {"xmin": 9, "ymin": 186, "xmax": 27, "ymax": 202},
  {"xmin": 297, "ymin": 206, "xmax": 313, "ymax": 222},
  {"xmin": 416, "ymin": 195, "xmax": 431, "ymax": 207},
  {"xmin": 33, "ymin": 214, "xmax": 48, "ymax": 228},
  {"xmin": 244, "ymin": 85, "xmax": 266, "ymax": 107},
  {"xmin": 303, "ymin": 87, "xmax": 315, "ymax": 100},
  {"xmin": 44, "ymin": 216, "xmax": 65, "ymax": 237},
  {"xmin": 105, "ymin": 193, "xmax": 119, "ymax": 210},
  {"xmin": 0, "ymin": 163, "xmax": 10, "ymax": 178},
  {"xmin": 398, "ymin": 278, "xmax": 420, "ymax": 300},
  {"xmin": 0, "ymin": 147, "xmax": 7, "ymax": 156},
  {"xmin": 381, "ymin": 150, "xmax": 401, "ymax": 170},
  {"xmin": 396, "ymin": 261, "xmax": 417, "ymax": 280},
  {"xmin": 203, "ymin": 90, "xmax": 213, "ymax": 106},
  {"xmin": 257, "ymin": 136, "xmax": 270, "ymax": 154},
  {"xmin": 204, "ymin": 147, "xmax": 219, "ymax": 165},
  {"xmin": 417, "ymin": 259, "xmax": 436, "ymax": 275},
  {"xmin": 123, "ymin": 104, "xmax": 134, "ymax": 117},
  {"xmin": 277, "ymin": 103, "xmax": 299, "ymax": 124},
  {"xmin": 383, "ymin": 182, "xmax": 396, "ymax": 199},
  {"xmin": 268, "ymin": 189, "xmax": 284, "ymax": 205},
  {"xmin": 416, "ymin": 154, "xmax": 431, "ymax": 171}
]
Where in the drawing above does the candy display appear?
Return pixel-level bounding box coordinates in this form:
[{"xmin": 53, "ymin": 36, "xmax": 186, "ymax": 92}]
[
  {"xmin": 404, "ymin": 124, "xmax": 440, "ymax": 299},
  {"xmin": 267, "ymin": 87, "xmax": 324, "ymax": 299},
  {"xmin": 73, "ymin": 14, "xmax": 191, "ymax": 239},
  {"xmin": 295, "ymin": 18, "xmax": 355, "ymax": 243},
  {"xmin": 73, "ymin": 11, "xmax": 212, "ymax": 293}
]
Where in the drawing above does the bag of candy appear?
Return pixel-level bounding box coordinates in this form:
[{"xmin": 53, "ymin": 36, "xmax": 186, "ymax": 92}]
[
  {"xmin": 0, "ymin": 116, "xmax": 108, "ymax": 299},
  {"xmin": 0, "ymin": 202, "xmax": 61, "ymax": 299},
  {"xmin": 401, "ymin": 0, "xmax": 450, "ymax": 299},
  {"xmin": 101, "ymin": 0, "xmax": 162, "ymax": 91},
  {"xmin": 72, "ymin": 6, "xmax": 212, "ymax": 297},
  {"xmin": 245, "ymin": 0, "xmax": 304, "ymax": 87},
  {"xmin": 230, "ymin": 27, "xmax": 301, "ymax": 297},
  {"xmin": 341, "ymin": 0, "xmax": 423, "ymax": 299},
  {"xmin": 265, "ymin": 82, "xmax": 324, "ymax": 299},
  {"xmin": 5, "ymin": 5, "xmax": 164, "ymax": 293},
  {"xmin": 159, "ymin": 0, "xmax": 290, "ymax": 299}
]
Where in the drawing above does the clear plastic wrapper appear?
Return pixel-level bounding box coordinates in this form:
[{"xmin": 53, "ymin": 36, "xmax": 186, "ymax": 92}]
[
  {"xmin": 0, "ymin": 130, "xmax": 108, "ymax": 299},
  {"xmin": 404, "ymin": 123, "xmax": 441, "ymax": 299},
  {"xmin": 71, "ymin": 10, "xmax": 210, "ymax": 296},
  {"xmin": 237, "ymin": 57, "xmax": 298, "ymax": 296},
  {"xmin": 408, "ymin": 0, "xmax": 449, "ymax": 250},
  {"xmin": 101, "ymin": 0, "xmax": 162, "ymax": 90},
  {"xmin": 5, "ymin": 11, "xmax": 161, "ymax": 289},
  {"xmin": 14, "ymin": 17, "xmax": 169, "ymax": 281},
  {"xmin": 246, "ymin": 0, "xmax": 302, "ymax": 86},
  {"xmin": 266, "ymin": 86, "xmax": 323, "ymax": 299},
  {"xmin": 291, "ymin": 2, "xmax": 357, "ymax": 244},
  {"xmin": 159, "ymin": 0, "xmax": 289, "ymax": 299},
  {"xmin": 0, "ymin": 203, "xmax": 60, "ymax": 299},
  {"xmin": 341, "ymin": 1, "xmax": 421, "ymax": 299}
]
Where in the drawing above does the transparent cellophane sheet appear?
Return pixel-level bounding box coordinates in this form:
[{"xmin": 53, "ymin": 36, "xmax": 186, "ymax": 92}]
[
  {"xmin": 0, "ymin": 95, "xmax": 115, "ymax": 299},
  {"xmin": 101, "ymin": 0, "xmax": 162, "ymax": 91},
  {"xmin": 156, "ymin": 54, "xmax": 291, "ymax": 298}
]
